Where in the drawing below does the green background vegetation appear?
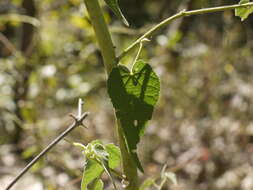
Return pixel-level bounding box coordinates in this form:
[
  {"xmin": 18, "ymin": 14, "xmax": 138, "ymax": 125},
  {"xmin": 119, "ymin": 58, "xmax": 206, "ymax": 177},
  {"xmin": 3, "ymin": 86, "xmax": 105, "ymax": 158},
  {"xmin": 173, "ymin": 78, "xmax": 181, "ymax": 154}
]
[{"xmin": 1, "ymin": 0, "xmax": 253, "ymax": 189}]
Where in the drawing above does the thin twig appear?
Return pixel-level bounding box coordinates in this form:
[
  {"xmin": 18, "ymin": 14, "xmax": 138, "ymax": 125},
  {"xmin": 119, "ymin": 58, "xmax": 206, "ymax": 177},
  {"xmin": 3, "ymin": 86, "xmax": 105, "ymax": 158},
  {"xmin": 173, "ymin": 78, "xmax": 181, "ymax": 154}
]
[
  {"xmin": 118, "ymin": 2, "xmax": 253, "ymax": 60},
  {"xmin": 5, "ymin": 111, "xmax": 89, "ymax": 190}
]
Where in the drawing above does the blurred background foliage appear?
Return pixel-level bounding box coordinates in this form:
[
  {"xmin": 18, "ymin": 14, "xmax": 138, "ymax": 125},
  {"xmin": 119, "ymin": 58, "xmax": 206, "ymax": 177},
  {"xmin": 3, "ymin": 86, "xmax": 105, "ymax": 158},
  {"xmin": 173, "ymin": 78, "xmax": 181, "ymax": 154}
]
[{"xmin": 1, "ymin": 0, "xmax": 253, "ymax": 189}]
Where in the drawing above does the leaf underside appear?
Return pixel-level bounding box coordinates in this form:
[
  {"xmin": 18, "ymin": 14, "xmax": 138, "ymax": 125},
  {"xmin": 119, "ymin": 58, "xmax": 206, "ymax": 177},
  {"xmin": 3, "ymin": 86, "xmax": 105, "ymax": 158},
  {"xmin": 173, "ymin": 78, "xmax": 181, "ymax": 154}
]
[{"xmin": 107, "ymin": 60, "xmax": 160, "ymax": 172}]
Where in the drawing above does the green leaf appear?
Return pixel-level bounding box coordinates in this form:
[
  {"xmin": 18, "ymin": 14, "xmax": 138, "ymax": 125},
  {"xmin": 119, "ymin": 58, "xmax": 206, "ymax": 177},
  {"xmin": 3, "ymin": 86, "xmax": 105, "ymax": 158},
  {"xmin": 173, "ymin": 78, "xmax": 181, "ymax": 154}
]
[
  {"xmin": 104, "ymin": 0, "xmax": 129, "ymax": 26},
  {"xmin": 105, "ymin": 143, "xmax": 121, "ymax": 169},
  {"xmin": 80, "ymin": 141, "xmax": 121, "ymax": 190},
  {"xmin": 81, "ymin": 160, "xmax": 104, "ymax": 190},
  {"xmin": 94, "ymin": 143, "xmax": 120, "ymax": 189},
  {"xmin": 107, "ymin": 60, "xmax": 160, "ymax": 172},
  {"xmin": 90, "ymin": 139, "xmax": 103, "ymax": 146},
  {"xmin": 90, "ymin": 179, "xmax": 104, "ymax": 190},
  {"xmin": 93, "ymin": 143, "xmax": 109, "ymax": 160},
  {"xmin": 235, "ymin": 0, "xmax": 253, "ymax": 21}
]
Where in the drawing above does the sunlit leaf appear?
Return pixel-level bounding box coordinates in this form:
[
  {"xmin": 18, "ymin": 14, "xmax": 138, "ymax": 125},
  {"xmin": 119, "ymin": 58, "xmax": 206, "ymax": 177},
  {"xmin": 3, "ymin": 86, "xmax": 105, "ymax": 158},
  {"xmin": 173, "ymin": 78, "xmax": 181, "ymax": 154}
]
[
  {"xmin": 90, "ymin": 179, "xmax": 104, "ymax": 190},
  {"xmin": 81, "ymin": 141, "xmax": 120, "ymax": 190},
  {"xmin": 105, "ymin": 143, "xmax": 121, "ymax": 169},
  {"xmin": 81, "ymin": 160, "xmax": 104, "ymax": 190},
  {"xmin": 107, "ymin": 60, "xmax": 160, "ymax": 172},
  {"xmin": 235, "ymin": 0, "xmax": 253, "ymax": 21}
]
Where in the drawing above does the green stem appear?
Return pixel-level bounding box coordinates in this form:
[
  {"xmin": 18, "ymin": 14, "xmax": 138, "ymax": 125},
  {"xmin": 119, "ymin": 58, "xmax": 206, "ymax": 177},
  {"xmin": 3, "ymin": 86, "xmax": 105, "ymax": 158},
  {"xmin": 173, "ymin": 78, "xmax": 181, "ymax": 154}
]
[
  {"xmin": 83, "ymin": 0, "xmax": 138, "ymax": 189},
  {"xmin": 118, "ymin": 2, "xmax": 253, "ymax": 60},
  {"xmin": 116, "ymin": 120, "xmax": 139, "ymax": 190},
  {"xmin": 83, "ymin": 0, "xmax": 116, "ymax": 74},
  {"xmin": 131, "ymin": 41, "xmax": 143, "ymax": 73}
]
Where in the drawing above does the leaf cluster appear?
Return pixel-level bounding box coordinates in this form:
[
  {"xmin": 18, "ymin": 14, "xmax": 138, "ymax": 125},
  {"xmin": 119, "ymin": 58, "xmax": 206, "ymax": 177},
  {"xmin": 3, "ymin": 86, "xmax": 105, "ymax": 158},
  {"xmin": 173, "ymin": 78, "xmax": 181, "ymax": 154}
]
[{"xmin": 73, "ymin": 140, "xmax": 121, "ymax": 190}]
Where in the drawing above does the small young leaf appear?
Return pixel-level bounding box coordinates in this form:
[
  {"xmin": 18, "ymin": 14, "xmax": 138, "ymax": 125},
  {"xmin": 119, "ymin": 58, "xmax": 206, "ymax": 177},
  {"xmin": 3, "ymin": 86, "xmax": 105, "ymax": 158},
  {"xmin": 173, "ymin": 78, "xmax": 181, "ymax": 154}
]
[
  {"xmin": 235, "ymin": 0, "xmax": 253, "ymax": 21},
  {"xmin": 81, "ymin": 160, "xmax": 104, "ymax": 190},
  {"xmin": 79, "ymin": 141, "xmax": 121, "ymax": 190},
  {"xmin": 105, "ymin": 143, "xmax": 121, "ymax": 169},
  {"xmin": 107, "ymin": 60, "xmax": 160, "ymax": 172},
  {"xmin": 90, "ymin": 179, "xmax": 104, "ymax": 190},
  {"xmin": 104, "ymin": 0, "xmax": 129, "ymax": 26}
]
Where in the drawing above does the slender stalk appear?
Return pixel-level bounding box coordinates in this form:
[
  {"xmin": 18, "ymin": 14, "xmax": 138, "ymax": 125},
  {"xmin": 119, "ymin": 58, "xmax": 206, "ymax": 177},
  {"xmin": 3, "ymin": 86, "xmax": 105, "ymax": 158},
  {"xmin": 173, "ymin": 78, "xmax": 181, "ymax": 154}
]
[
  {"xmin": 83, "ymin": 0, "xmax": 139, "ymax": 189},
  {"xmin": 131, "ymin": 41, "xmax": 143, "ymax": 73},
  {"xmin": 118, "ymin": 2, "xmax": 253, "ymax": 60}
]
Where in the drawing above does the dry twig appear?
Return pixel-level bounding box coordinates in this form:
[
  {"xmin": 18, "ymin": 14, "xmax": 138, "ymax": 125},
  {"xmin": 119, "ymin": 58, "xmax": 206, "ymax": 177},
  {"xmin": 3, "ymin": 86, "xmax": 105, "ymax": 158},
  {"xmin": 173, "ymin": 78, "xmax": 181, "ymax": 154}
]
[{"xmin": 5, "ymin": 99, "xmax": 89, "ymax": 190}]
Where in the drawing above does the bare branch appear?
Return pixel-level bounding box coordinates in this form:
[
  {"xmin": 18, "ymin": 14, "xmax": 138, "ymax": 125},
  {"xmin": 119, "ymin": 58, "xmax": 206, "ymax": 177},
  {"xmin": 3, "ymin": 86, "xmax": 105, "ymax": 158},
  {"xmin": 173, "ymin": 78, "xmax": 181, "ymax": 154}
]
[{"xmin": 5, "ymin": 111, "xmax": 89, "ymax": 190}]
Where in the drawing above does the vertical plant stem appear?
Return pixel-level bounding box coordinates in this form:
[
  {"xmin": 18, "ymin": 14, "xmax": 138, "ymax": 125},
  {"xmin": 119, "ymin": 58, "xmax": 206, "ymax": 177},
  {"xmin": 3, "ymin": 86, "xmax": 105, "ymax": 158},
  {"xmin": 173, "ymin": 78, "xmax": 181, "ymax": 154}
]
[
  {"xmin": 83, "ymin": 0, "xmax": 116, "ymax": 74},
  {"xmin": 116, "ymin": 120, "xmax": 139, "ymax": 190},
  {"xmin": 83, "ymin": 0, "xmax": 139, "ymax": 189}
]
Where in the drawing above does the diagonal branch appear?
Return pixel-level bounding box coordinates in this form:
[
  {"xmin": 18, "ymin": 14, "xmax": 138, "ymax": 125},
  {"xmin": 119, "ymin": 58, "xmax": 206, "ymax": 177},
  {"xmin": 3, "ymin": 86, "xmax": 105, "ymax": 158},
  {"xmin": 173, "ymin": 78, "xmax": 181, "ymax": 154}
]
[
  {"xmin": 5, "ymin": 111, "xmax": 89, "ymax": 190},
  {"xmin": 118, "ymin": 2, "xmax": 253, "ymax": 60}
]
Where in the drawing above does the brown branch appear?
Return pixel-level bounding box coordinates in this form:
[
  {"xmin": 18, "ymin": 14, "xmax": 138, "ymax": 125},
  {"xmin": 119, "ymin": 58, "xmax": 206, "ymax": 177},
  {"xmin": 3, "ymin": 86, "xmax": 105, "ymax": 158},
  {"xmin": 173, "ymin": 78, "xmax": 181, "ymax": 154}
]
[{"xmin": 5, "ymin": 112, "xmax": 89, "ymax": 190}]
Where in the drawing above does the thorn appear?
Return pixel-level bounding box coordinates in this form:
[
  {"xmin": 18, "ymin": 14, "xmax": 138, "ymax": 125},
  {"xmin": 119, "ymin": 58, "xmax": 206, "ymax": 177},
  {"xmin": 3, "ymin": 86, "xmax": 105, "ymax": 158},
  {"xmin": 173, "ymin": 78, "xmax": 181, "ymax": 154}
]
[
  {"xmin": 69, "ymin": 113, "xmax": 77, "ymax": 121},
  {"xmin": 80, "ymin": 112, "xmax": 89, "ymax": 122},
  {"xmin": 80, "ymin": 124, "xmax": 88, "ymax": 129}
]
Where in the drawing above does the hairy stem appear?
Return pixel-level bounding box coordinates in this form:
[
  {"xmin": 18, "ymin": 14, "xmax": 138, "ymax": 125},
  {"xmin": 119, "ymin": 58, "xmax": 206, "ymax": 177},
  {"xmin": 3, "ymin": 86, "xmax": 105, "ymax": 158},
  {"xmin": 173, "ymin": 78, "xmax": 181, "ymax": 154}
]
[
  {"xmin": 83, "ymin": 0, "xmax": 139, "ymax": 189},
  {"xmin": 118, "ymin": 2, "xmax": 253, "ymax": 60}
]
